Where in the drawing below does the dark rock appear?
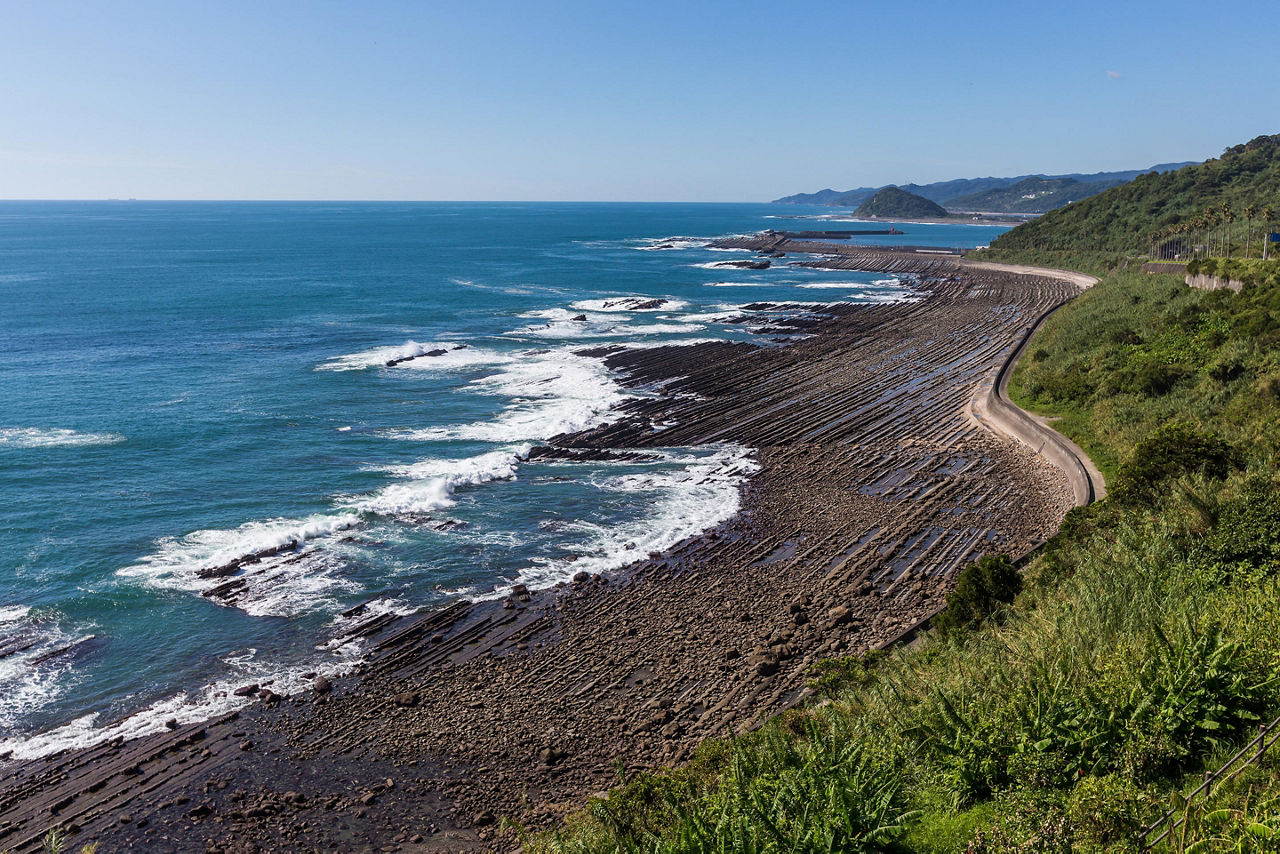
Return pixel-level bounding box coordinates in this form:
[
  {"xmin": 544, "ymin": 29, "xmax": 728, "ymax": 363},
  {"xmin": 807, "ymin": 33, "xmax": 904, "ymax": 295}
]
[
  {"xmin": 394, "ymin": 691, "xmax": 420, "ymax": 707},
  {"xmin": 313, "ymin": 675, "xmax": 331, "ymax": 696},
  {"xmin": 233, "ymin": 684, "xmax": 260, "ymax": 697}
]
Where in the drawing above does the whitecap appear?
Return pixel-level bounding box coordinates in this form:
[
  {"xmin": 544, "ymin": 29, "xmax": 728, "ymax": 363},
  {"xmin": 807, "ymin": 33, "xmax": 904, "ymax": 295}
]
[
  {"xmin": 117, "ymin": 514, "xmax": 363, "ymax": 617},
  {"xmin": 509, "ymin": 318, "xmax": 704, "ymax": 340},
  {"xmin": 508, "ymin": 445, "xmax": 758, "ymax": 591},
  {"xmin": 0, "ymin": 605, "xmax": 30, "ymax": 623},
  {"xmin": 0, "ymin": 615, "xmax": 91, "ymax": 733},
  {"xmin": 631, "ymin": 236, "xmax": 717, "ymax": 251},
  {"xmin": 568, "ymin": 297, "xmax": 689, "ymax": 313},
  {"xmin": 0, "ymin": 428, "xmax": 124, "ymax": 449},
  {"xmin": 318, "ymin": 341, "xmax": 505, "ymax": 372},
  {"xmin": 388, "ymin": 349, "xmax": 630, "ymax": 442},
  {"xmin": 0, "ymin": 646, "xmax": 362, "ymax": 761},
  {"xmin": 354, "ymin": 448, "xmax": 528, "ymax": 516}
]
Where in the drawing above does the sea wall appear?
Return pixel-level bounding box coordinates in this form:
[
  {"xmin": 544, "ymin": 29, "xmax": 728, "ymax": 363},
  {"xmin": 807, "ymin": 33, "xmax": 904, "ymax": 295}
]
[{"xmin": 1186, "ymin": 273, "xmax": 1244, "ymax": 293}]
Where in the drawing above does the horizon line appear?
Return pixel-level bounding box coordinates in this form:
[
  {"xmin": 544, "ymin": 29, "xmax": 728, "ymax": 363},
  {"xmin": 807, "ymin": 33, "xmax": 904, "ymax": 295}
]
[{"xmin": 0, "ymin": 198, "xmax": 773, "ymax": 204}]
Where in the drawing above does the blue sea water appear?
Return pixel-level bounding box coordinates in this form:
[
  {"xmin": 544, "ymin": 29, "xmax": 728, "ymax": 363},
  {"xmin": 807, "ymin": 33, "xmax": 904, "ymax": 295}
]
[{"xmin": 0, "ymin": 201, "xmax": 1007, "ymax": 756}]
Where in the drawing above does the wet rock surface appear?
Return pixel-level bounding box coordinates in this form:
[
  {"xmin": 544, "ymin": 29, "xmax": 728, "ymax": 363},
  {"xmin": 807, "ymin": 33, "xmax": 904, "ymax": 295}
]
[{"xmin": 0, "ymin": 264, "xmax": 1078, "ymax": 853}]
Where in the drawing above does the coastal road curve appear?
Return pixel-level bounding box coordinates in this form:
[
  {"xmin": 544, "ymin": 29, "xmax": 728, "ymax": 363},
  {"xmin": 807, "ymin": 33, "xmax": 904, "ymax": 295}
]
[{"xmin": 962, "ymin": 260, "xmax": 1106, "ymax": 506}]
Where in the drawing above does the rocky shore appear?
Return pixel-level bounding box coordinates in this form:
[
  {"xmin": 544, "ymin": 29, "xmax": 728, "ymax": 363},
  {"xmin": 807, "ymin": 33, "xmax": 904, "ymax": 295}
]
[{"xmin": 0, "ymin": 258, "xmax": 1085, "ymax": 853}]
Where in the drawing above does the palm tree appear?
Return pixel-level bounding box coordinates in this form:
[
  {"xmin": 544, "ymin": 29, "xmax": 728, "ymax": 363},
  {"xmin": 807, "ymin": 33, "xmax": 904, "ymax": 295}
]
[
  {"xmin": 1245, "ymin": 204, "xmax": 1257, "ymax": 258},
  {"xmin": 1220, "ymin": 202, "xmax": 1234, "ymax": 257},
  {"xmin": 1264, "ymin": 205, "xmax": 1276, "ymax": 260},
  {"xmin": 1205, "ymin": 209, "xmax": 1220, "ymax": 256}
]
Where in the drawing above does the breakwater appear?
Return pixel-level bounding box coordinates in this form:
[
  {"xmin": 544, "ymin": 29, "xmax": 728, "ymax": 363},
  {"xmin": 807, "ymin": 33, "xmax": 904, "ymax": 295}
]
[{"xmin": 709, "ymin": 234, "xmax": 963, "ymax": 274}]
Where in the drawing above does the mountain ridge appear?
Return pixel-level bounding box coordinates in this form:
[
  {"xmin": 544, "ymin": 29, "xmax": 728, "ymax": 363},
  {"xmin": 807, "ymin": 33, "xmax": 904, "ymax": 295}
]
[{"xmin": 773, "ymin": 162, "xmax": 1197, "ymax": 212}]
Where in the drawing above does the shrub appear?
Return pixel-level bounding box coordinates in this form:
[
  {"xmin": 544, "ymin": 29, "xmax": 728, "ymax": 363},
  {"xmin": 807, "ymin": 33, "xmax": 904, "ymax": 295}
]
[
  {"xmin": 1108, "ymin": 326, "xmax": 1143, "ymax": 345},
  {"xmin": 1064, "ymin": 774, "xmax": 1148, "ymax": 844},
  {"xmin": 933, "ymin": 555, "xmax": 1022, "ymax": 637},
  {"xmin": 1192, "ymin": 474, "xmax": 1280, "ymax": 580},
  {"xmin": 806, "ymin": 649, "xmax": 885, "ymax": 700},
  {"xmin": 1111, "ymin": 424, "xmax": 1243, "ymax": 506}
]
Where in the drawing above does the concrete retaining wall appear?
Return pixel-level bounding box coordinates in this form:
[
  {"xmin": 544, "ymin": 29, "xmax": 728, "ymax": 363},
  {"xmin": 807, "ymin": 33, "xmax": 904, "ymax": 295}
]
[
  {"xmin": 1186, "ymin": 273, "xmax": 1244, "ymax": 292},
  {"xmin": 971, "ymin": 309, "xmax": 1100, "ymax": 507}
]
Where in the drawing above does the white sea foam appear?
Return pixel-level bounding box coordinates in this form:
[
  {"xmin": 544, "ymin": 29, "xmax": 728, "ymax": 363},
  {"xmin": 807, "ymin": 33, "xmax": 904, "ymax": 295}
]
[
  {"xmin": 329, "ymin": 596, "xmax": 418, "ymax": 630},
  {"xmin": 691, "ymin": 260, "xmax": 775, "ymax": 270},
  {"xmin": 632, "ymin": 236, "xmax": 717, "ymax": 251},
  {"xmin": 355, "ymin": 448, "xmax": 527, "ymax": 516},
  {"xmin": 703, "ymin": 281, "xmax": 774, "ymax": 288},
  {"xmin": 0, "ymin": 428, "xmax": 124, "ymax": 449},
  {"xmin": 0, "ymin": 614, "xmax": 88, "ymax": 734},
  {"xmin": 510, "ymin": 445, "xmax": 758, "ymax": 590},
  {"xmin": 568, "ymin": 297, "xmax": 689, "ymax": 313},
  {"xmin": 619, "ymin": 338, "xmax": 725, "ymax": 350},
  {"xmin": 318, "ymin": 341, "xmax": 504, "ymax": 372},
  {"xmin": 117, "ymin": 514, "xmax": 363, "ymax": 617},
  {"xmin": 509, "ymin": 308, "xmax": 702, "ymax": 340},
  {"xmin": 390, "ymin": 349, "xmax": 631, "ymax": 442},
  {"xmin": 0, "ymin": 605, "xmax": 30, "ymax": 623},
  {"xmin": 676, "ymin": 309, "xmax": 745, "ymax": 323},
  {"xmin": 0, "ymin": 646, "xmax": 362, "ymax": 761},
  {"xmin": 514, "ymin": 320, "xmax": 702, "ymax": 340}
]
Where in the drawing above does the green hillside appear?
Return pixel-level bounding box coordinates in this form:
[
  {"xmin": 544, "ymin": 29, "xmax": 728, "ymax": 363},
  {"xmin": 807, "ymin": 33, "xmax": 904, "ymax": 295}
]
[
  {"xmin": 772, "ymin": 164, "xmax": 1194, "ymax": 208},
  {"xmin": 534, "ymin": 272, "xmax": 1280, "ymax": 854},
  {"xmin": 854, "ymin": 186, "xmax": 947, "ymax": 218},
  {"xmin": 535, "ymin": 133, "xmax": 1280, "ymax": 854},
  {"xmin": 948, "ymin": 175, "xmax": 1125, "ymax": 213},
  {"xmin": 991, "ymin": 134, "xmax": 1280, "ymax": 257}
]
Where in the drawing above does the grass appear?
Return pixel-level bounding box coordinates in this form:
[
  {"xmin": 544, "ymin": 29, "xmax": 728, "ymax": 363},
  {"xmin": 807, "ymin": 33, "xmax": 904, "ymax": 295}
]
[{"xmin": 528, "ymin": 264, "xmax": 1280, "ymax": 853}]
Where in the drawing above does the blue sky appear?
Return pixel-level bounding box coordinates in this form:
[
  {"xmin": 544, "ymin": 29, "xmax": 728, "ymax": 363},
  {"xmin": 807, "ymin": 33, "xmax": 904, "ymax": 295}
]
[{"xmin": 1, "ymin": 0, "xmax": 1275, "ymax": 201}]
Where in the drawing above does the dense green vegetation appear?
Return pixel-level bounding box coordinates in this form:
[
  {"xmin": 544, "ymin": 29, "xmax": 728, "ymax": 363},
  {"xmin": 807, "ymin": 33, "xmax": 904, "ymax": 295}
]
[
  {"xmin": 854, "ymin": 186, "xmax": 947, "ymax": 219},
  {"xmin": 991, "ymin": 135, "xmax": 1280, "ymax": 258},
  {"xmin": 772, "ymin": 163, "xmax": 1193, "ymax": 209},
  {"xmin": 948, "ymin": 176, "xmax": 1124, "ymax": 214},
  {"xmin": 530, "ymin": 266, "xmax": 1280, "ymax": 852},
  {"xmin": 1187, "ymin": 257, "xmax": 1280, "ymax": 289}
]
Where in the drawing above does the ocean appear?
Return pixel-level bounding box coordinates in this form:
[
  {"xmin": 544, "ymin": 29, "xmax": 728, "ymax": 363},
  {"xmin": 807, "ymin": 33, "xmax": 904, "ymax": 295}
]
[{"xmin": 0, "ymin": 201, "xmax": 1008, "ymax": 757}]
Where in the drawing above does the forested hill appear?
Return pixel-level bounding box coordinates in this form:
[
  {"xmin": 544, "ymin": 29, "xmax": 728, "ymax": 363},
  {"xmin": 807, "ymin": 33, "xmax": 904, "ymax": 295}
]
[
  {"xmin": 946, "ymin": 176, "xmax": 1126, "ymax": 213},
  {"xmin": 854, "ymin": 186, "xmax": 947, "ymax": 218},
  {"xmin": 772, "ymin": 163, "xmax": 1194, "ymax": 210},
  {"xmin": 991, "ymin": 134, "xmax": 1280, "ymax": 254}
]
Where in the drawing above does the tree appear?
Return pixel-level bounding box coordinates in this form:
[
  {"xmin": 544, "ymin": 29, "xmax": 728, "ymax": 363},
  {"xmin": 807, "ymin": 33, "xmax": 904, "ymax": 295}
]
[
  {"xmin": 1245, "ymin": 204, "xmax": 1257, "ymax": 258},
  {"xmin": 1265, "ymin": 205, "xmax": 1276, "ymax": 260},
  {"xmin": 1220, "ymin": 202, "xmax": 1235, "ymax": 257},
  {"xmin": 1204, "ymin": 209, "xmax": 1220, "ymax": 256}
]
